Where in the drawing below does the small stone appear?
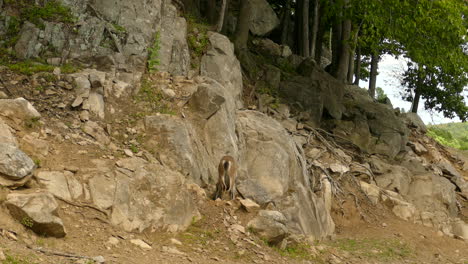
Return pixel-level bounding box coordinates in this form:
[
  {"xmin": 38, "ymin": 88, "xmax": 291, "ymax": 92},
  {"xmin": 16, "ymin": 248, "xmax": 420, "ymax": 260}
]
[
  {"xmin": 45, "ymin": 89, "xmax": 57, "ymax": 95},
  {"xmin": 170, "ymin": 238, "xmax": 182, "ymax": 245},
  {"xmin": 382, "ymin": 223, "xmax": 387, "ymax": 227},
  {"xmin": 108, "ymin": 237, "xmax": 119, "ymax": 245},
  {"xmin": 239, "ymin": 198, "xmax": 260, "ymax": 212},
  {"xmin": 231, "ymin": 224, "xmax": 245, "ymax": 234},
  {"xmin": 53, "ymin": 67, "xmax": 61, "ymax": 75},
  {"xmin": 130, "ymin": 239, "xmax": 152, "ymax": 250},
  {"xmin": 57, "ymin": 103, "xmax": 66, "ymax": 109},
  {"xmin": 124, "ymin": 149, "xmax": 134, "ymax": 157},
  {"xmin": 0, "ymin": 250, "xmax": 5, "ymax": 261},
  {"xmin": 92, "ymin": 256, "xmax": 105, "ymax": 263},
  {"xmin": 162, "ymin": 246, "xmax": 185, "ymax": 256},
  {"xmin": 237, "ymin": 250, "xmax": 245, "ymax": 256},
  {"xmin": 0, "ymin": 91, "xmax": 8, "ymax": 99},
  {"xmin": 79, "ymin": 111, "xmax": 90, "ymax": 122},
  {"xmin": 212, "ymin": 257, "xmax": 220, "ymax": 261},
  {"xmin": 162, "ymin": 88, "xmax": 176, "ymax": 98}
]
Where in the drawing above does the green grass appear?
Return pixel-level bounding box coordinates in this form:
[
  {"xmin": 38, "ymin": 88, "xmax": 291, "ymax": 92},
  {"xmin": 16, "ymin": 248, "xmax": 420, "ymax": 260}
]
[
  {"xmin": 147, "ymin": 32, "xmax": 161, "ymax": 73},
  {"xmin": 134, "ymin": 77, "xmax": 175, "ymax": 115},
  {"xmin": 185, "ymin": 13, "xmax": 210, "ymax": 69},
  {"xmin": 22, "ymin": 0, "xmax": 75, "ymax": 28},
  {"xmin": 330, "ymin": 238, "xmax": 412, "ymax": 262},
  {"xmin": 2, "ymin": 253, "xmax": 38, "ymax": 264},
  {"xmin": 0, "ymin": 60, "xmax": 79, "ymax": 76}
]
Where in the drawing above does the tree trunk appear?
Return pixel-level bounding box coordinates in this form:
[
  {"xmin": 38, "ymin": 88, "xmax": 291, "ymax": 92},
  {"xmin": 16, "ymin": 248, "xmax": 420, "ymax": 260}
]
[
  {"xmin": 301, "ymin": 0, "xmax": 310, "ymax": 57},
  {"xmin": 220, "ymin": 0, "xmax": 230, "ymax": 33},
  {"xmin": 314, "ymin": 2, "xmax": 326, "ymax": 65},
  {"xmin": 310, "ymin": 0, "xmax": 319, "ymax": 58},
  {"xmin": 216, "ymin": 0, "xmax": 227, "ymax": 32},
  {"xmin": 411, "ymin": 88, "xmax": 421, "ymax": 113},
  {"xmin": 331, "ymin": 19, "xmax": 342, "ymax": 73},
  {"xmin": 234, "ymin": 0, "xmax": 251, "ymax": 53},
  {"xmin": 354, "ymin": 45, "xmax": 361, "ymax": 86},
  {"xmin": 206, "ymin": 0, "xmax": 217, "ymax": 24},
  {"xmin": 347, "ymin": 29, "xmax": 359, "ymax": 83},
  {"xmin": 368, "ymin": 51, "xmax": 379, "ymax": 98},
  {"xmin": 334, "ymin": 18, "xmax": 351, "ymax": 81},
  {"xmin": 280, "ymin": 0, "xmax": 292, "ymax": 45}
]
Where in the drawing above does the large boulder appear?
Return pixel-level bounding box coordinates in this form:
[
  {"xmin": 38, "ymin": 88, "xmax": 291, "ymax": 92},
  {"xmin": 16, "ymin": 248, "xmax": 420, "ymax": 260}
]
[
  {"xmin": 236, "ymin": 110, "xmax": 334, "ymax": 240},
  {"xmin": 201, "ymin": 32, "xmax": 243, "ymax": 108},
  {"xmin": 247, "ymin": 210, "xmax": 288, "ymax": 244},
  {"xmin": 280, "ymin": 73, "xmax": 344, "ymax": 127},
  {"xmin": 36, "ymin": 171, "xmax": 83, "ymax": 201},
  {"xmin": 0, "ymin": 98, "xmax": 41, "ymax": 124},
  {"xmin": 6, "ymin": 192, "xmax": 66, "ymax": 237},
  {"xmin": 158, "ymin": 1, "xmax": 190, "ymax": 76},
  {"xmin": 333, "ymin": 85, "xmax": 408, "ymax": 158},
  {"xmin": 14, "ymin": 22, "xmax": 40, "ymax": 59},
  {"xmin": 0, "ymin": 120, "xmax": 17, "ymax": 146},
  {"xmin": 82, "ymin": 157, "xmax": 200, "ymax": 232},
  {"xmin": 0, "ymin": 143, "xmax": 35, "ymax": 181},
  {"xmin": 249, "ymin": 0, "xmax": 280, "ymax": 36},
  {"xmin": 402, "ymin": 112, "xmax": 427, "ymax": 133}
]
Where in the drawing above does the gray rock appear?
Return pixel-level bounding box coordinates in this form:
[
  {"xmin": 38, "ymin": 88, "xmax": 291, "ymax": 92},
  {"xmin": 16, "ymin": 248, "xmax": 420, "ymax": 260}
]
[
  {"xmin": 201, "ymin": 32, "xmax": 243, "ymax": 108},
  {"xmin": 89, "ymin": 174, "xmax": 116, "ymax": 210},
  {"xmin": 374, "ymin": 165, "xmax": 411, "ymax": 196},
  {"xmin": 14, "ymin": 22, "xmax": 40, "ymax": 59},
  {"xmin": 249, "ymin": 0, "xmax": 280, "ymax": 36},
  {"xmin": 402, "ymin": 112, "xmax": 427, "ymax": 133},
  {"xmin": 21, "ymin": 134, "xmax": 49, "ymax": 158},
  {"xmin": 0, "ymin": 120, "xmax": 17, "ymax": 146},
  {"xmin": 86, "ymin": 92, "xmax": 105, "ymax": 119},
  {"xmin": 0, "ymin": 143, "xmax": 35, "ymax": 180},
  {"xmin": 0, "ymin": 97, "xmax": 41, "ymax": 123},
  {"xmin": 72, "ymin": 75, "xmax": 91, "ymax": 108},
  {"xmin": 82, "ymin": 121, "xmax": 110, "ymax": 145},
  {"xmin": 188, "ymin": 84, "xmax": 226, "ymax": 119},
  {"xmin": 6, "ymin": 192, "xmax": 66, "ymax": 237},
  {"xmin": 158, "ymin": 2, "xmax": 190, "ymax": 76},
  {"xmin": 247, "ymin": 210, "xmax": 288, "ymax": 244},
  {"xmin": 89, "ymin": 71, "xmax": 106, "ymax": 88},
  {"xmin": 452, "ymin": 220, "xmax": 468, "ymax": 240},
  {"xmin": 36, "ymin": 171, "xmax": 82, "ymax": 201}
]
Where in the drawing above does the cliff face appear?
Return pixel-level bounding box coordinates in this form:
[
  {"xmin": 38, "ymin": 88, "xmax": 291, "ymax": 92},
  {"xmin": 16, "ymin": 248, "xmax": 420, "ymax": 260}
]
[{"xmin": 0, "ymin": 1, "xmax": 467, "ymax": 260}]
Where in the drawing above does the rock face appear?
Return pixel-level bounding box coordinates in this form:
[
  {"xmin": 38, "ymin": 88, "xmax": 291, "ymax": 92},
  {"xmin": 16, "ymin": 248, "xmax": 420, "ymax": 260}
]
[
  {"xmin": 249, "ymin": 0, "xmax": 280, "ymax": 36},
  {"xmin": 333, "ymin": 85, "xmax": 408, "ymax": 158},
  {"xmin": 201, "ymin": 32, "xmax": 243, "ymax": 108},
  {"xmin": 6, "ymin": 192, "xmax": 66, "ymax": 237},
  {"xmin": 36, "ymin": 171, "xmax": 83, "ymax": 201},
  {"xmin": 236, "ymin": 110, "xmax": 334, "ymax": 240}
]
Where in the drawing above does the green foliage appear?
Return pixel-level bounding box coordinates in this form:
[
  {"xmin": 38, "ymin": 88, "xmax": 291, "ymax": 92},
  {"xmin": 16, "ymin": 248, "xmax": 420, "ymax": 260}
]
[
  {"xmin": 6, "ymin": 61, "xmax": 55, "ymax": 75},
  {"xmin": 427, "ymin": 122, "xmax": 468, "ymax": 150},
  {"xmin": 20, "ymin": 216, "xmax": 34, "ymax": 228},
  {"xmin": 331, "ymin": 238, "xmax": 412, "ymax": 261},
  {"xmin": 135, "ymin": 77, "xmax": 175, "ymax": 115},
  {"xmin": 129, "ymin": 144, "xmax": 139, "ymax": 153},
  {"xmin": 275, "ymin": 243, "xmax": 318, "ymax": 261},
  {"xmin": 376, "ymin": 87, "xmax": 389, "ymax": 103},
  {"xmin": 185, "ymin": 14, "xmax": 210, "ymax": 69},
  {"xmin": 21, "ymin": 0, "xmax": 75, "ymax": 28},
  {"xmin": 147, "ymin": 32, "xmax": 161, "ymax": 73}
]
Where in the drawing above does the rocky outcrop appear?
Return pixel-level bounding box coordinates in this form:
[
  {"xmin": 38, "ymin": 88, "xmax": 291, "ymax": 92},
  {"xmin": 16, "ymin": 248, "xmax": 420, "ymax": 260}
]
[
  {"xmin": 249, "ymin": 0, "xmax": 280, "ymax": 36},
  {"xmin": 0, "ymin": 98, "xmax": 41, "ymax": 124},
  {"xmin": 332, "ymin": 85, "xmax": 408, "ymax": 158},
  {"xmin": 6, "ymin": 192, "xmax": 66, "ymax": 237},
  {"xmin": 247, "ymin": 210, "xmax": 288, "ymax": 244}
]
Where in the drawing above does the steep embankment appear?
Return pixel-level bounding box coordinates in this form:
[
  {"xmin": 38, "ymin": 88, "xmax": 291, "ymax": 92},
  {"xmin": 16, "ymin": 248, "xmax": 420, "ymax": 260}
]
[{"xmin": 0, "ymin": 0, "xmax": 467, "ymax": 263}]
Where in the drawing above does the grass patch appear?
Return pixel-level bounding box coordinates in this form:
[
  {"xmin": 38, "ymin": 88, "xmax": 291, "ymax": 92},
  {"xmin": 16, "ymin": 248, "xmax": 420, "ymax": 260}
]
[
  {"xmin": 330, "ymin": 238, "xmax": 412, "ymax": 262},
  {"xmin": 185, "ymin": 13, "xmax": 210, "ymax": 69},
  {"xmin": 134, "ymin": 77, "xmax": 175, "ymax": 115},
  {"xmin": 21, "ymin": 0, "xmax": 75, "ymax": 28},
  {"xmin": 1, "ymin": 60, "xmax": 79, "ymax": 75},
  {"xmin": 147, "ymin": 32, "xmax": 161, "ymax": 73},
  {"xmin": 2, "ymin": 253, "xmax": 38, "ymax": 264},
  {"xmin": 180, "ymin": 226, "xmax": 215, "ymax": 246}
]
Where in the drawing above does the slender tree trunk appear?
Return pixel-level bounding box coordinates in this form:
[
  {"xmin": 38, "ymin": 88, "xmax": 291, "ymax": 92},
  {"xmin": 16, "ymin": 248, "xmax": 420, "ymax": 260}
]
[
  {"xmin": 216, "ymin": 0, "xmax": 227, "ymax": 32},
  {"xmin": 234, "ymin": 0, "xmax": 251, "ymax": 53},
  {"xmin": 301, "ymin": 0, "xmax": 310, "ymax": 57},
  {"xmin": 334, "ymin": 18, "xmax": 351, "ymax": 81},
  {"xmin": 207, "ymin": 0, "xmax": 217, "ymax": 24},
  {"xmin": 411, "ymin": 89, "xmax": 421, "ymax": 113},
  {"xmin": 314, "ymin": 2, "xmax": 326, "ymax": 65},
  {"xmin": 347, "ymin": 29, "xmax": 359, "ymax": 83},
  {"xmin": 220, "ymin": 0, "xmax": 230, "ymax": 33},
  {"xmin": 368, "ymin": 51, "xmax": 379, "ymax": 98},
  {"xmin": 354, "ymin": 45, "xmax": 361, "ymax": 85},
  {"xmin": 280, "ymin": 0, "xmax": 292, "ymax": 45},
  {"xmin": 295, "ymin": 0, "xmax": 303, "ymax": 54},
  {"xmin": 331, "ymin": 20, "xmax": 342, "ymax": 73},
  {"xmin": 310, "ymin": 0, "xmax": 319, "ymax": 58}
]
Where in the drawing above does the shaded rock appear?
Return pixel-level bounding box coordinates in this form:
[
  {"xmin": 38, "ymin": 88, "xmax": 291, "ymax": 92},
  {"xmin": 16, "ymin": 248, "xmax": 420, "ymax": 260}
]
[
  {"xmin": 0, "ymin": 120, "xmax": 17, "ymax": 146},
  {"xmin": 188, "ymin": 84, "xmax": 226, "ymax": 119},
  {"xmin": 359, "ymin": 181, "xmax": 380, "ymax": 204},
  {"xmin": 247, "ymin": 210, "xmax": 288, "ymax": 244},
  {"xmin": 89, "ymin": 174, "xmax": 116, "ymax": 210},
  {"xmin": 82, "ymin": 121, "xmax": 110, "ymax": 145},
  {"xmin": 6, "ymin": 192, "xmax": 66, "ymax": 237},
  {"xmin": 0, "ymin": 97, "xmax": 41, "ymax": 123},
  {"xmin": 402, "ymin": 112, "xmax": 427, "ymax": 133},
  {"xmin": 14, "ymin": 22, "xmax": 40, "ymax": 59},
  {"xmin": 86, "ymin": 92, "xmax": 105, "ymax": 119},
  {"xmin": 0, "ymin": 143, "xmax": 35, "ymax": 180},
  {"xmin": 408, "ymin": 141, "xmax": 427, "ymax": 155},
  {"xmin": 249, "ymin": 0, "xmax": 280, "ymax": 36},
  {"xmin": 72, "ymin": 75, "xmax": 91, "ymax": 107},
  {"xmin": 201, "ymin": 32, "xmax": 243, "ymax": 108},
  {"xmin": 374, "ymin": 165, "xmax": 411, "ymax": 196},
  {"xmin": 158, "ymin": 2, "xmax": 190, "ymax": 76},
  {"xmin": 253, "ymin": 38, "xmax": 281, "ymax": 57}
]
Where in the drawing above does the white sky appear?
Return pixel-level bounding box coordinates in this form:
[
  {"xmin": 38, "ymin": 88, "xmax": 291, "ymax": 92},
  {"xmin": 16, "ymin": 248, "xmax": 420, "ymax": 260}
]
[{"xmin": 361, "ymin": 54, "xmax": 465, "ymax": 125}]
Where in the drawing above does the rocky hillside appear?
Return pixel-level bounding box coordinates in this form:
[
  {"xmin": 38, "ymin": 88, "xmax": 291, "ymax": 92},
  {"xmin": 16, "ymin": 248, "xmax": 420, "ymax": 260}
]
[{"xmin": 0, "ymin": 0, "xmax": 467, "ymax": 263}]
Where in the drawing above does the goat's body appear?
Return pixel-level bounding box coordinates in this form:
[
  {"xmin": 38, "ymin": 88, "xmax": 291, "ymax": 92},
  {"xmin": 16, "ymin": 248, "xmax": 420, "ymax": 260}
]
[{"xmin": 214, "ymin": 155, "xmax": 237, "ymax": 200}]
